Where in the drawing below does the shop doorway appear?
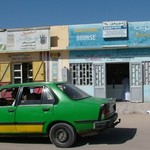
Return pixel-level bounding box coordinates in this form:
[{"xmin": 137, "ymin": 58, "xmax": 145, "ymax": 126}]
[
  {"xmin": 12, "ymin": 61, "xmax": 45, "ymax": 84},
  {"xmin": 106, "ymin": 63, "xmax": 130, "ymax": 101},
  {"xmin": 12, "ymin": 63, "xmax": 33, "ymax": 84}
]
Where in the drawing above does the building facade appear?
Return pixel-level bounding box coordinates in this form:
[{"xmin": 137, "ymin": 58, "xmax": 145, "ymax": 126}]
[
  {"xmin": 68, "ymin": 21, "xmax": 150, "ymax": 103},
  {"xmin": 0, "ymin": 25, "xmax": 69, "ymax": 85},
  {"xmin": 1, "ymin": 21, "xmax": 150, "ymax": 102}
]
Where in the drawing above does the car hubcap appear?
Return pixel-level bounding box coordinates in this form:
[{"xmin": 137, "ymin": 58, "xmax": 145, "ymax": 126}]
[{"xmin": 56, "ymin": 129, "xmax": 68, "ymax": 142}]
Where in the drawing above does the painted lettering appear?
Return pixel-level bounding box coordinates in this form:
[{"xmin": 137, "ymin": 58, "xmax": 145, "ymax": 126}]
[{"xmin": 76, "ymin": 35, "xmax": 96, "ymax": 41}]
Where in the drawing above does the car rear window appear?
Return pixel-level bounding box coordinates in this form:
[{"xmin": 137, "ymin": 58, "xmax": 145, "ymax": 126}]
[{"xmin": 57, "ymin": 83, "xmax": 91, "ymax": 100}]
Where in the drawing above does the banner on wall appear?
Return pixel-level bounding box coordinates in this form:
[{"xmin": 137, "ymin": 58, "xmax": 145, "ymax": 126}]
[{"xmin": 6, "ymin": 29, "xmax": 50, "ymax": 52}]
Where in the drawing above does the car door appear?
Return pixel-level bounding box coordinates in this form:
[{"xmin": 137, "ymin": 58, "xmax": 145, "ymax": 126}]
[
  {"xmin": 0, "ymin": 106, "xmax": 16, "ymax": 133},
  {"xmin": 15, "ymin": 86, "xmax": 55, "ymax": 133},
  {"xmin": 0, "ymin": 88, "xmax": 17, "ymax": 133}
]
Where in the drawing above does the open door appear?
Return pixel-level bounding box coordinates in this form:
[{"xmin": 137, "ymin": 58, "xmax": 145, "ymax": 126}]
[
  {"xmin": 0, "ymin": 63, "xmax": 11, "ymax": 84},
  {"xmin": 32, "ymin": 61, "xmax": 45, "ymax": 82},
  {"xmin": 94, "ymin": 63, "xmax": 106, "ymax": 98},
  {"xmin": 130, "ymin": 62, "xmax": 143, "ymax": 102}
]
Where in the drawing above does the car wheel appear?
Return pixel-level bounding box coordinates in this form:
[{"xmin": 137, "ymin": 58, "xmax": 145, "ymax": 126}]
[{"xmin": 49, "ymin": 123, "xmax": 76, "ymax": 148}]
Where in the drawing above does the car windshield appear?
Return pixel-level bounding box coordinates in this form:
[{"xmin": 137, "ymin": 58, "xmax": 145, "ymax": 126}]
[{"xmin": 57, "ymin": 83, "xmax": 91, "ymax": 100}]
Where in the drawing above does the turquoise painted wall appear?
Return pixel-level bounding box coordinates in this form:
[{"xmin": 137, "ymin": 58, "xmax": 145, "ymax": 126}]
[
  {"xmin": 69, "ymin": 21, "xmax": 150, "ymax": 48},
  {"xmin": 70, "ymin": 48, "xmax": 150, "ymax": 63}
]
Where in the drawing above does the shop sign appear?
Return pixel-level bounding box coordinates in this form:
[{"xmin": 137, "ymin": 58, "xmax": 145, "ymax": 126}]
[
  {"xmin": 6, "ymin": 29, "xmax": 50, "ymax": 52},
  {"xmin": 103, "ymin": 21, "xmax": 127, "ymax": 38},
  {"xmin": 69, "ymin": 24, "xmax": 102, "ymax": 48},
  {"xmin": 69, "ymin": 23, "xmax": 129, "ymax": 49},
  {"xmin": 69, "ymin": 21, "xmax": 150, "ymax": 48},
  {"xmin": 129, "ymin": 21, "xmax": 150, "ymax": 46},
  {"xmin": 9, "ymin": 53, "xmax": 33, "ymax": 62}
]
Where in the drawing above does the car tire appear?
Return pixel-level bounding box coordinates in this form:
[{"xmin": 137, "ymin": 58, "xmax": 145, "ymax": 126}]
[{"xmin": 49, "ymin": 123, "xmax": 76, "ymax": 148}]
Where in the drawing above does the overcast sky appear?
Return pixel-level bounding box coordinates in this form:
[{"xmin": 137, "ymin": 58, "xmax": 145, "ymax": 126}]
[{"xmin": 0, "ymin": 0, "xmax": 150, "ymax": 28}]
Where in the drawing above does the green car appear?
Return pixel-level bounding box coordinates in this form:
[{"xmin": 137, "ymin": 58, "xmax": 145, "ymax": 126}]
[{"xmin": 0, "ymin": 82, "xmax": 120, "ymax": 148}]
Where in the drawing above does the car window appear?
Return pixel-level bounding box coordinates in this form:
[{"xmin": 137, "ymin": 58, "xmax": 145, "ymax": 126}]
[
  {"xmin": 57, "ymin": 83, "xmax": 91, "ymax": 100},
  {"xmin": 0, "ymin": 87, "xmax": 19, "ymax": 106},
  {"xmin": 42, "ymin": 87, "xmax": 55, "ymax": 104},
  {"xmin": 19, "ymin": 86, "xmax": 42, "ymax": 105}
]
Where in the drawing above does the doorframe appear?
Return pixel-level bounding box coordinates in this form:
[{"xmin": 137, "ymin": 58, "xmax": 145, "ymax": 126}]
[{"xmin": 105, "ymin": 62, "xmax": 130, "ymax": 101}]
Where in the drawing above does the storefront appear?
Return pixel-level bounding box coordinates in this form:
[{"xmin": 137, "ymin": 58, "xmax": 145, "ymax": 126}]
[
  {"xmin": 68, "ymin": 21, "xmax": 150, "ymax": 102},
  {"xmin": 0, "ymin": 26, "xmax": 69, "ymax": 87},
  {"xmin": 1, "ymin": 22, "xmax": 150, "ymax": 103},
  {"xmin": 0, "ymin": 27, "xmax": 50, "ymax": 85},
  {"xmin": 0, "ymin": 52, "xmax": 45, "ymax": 84}
]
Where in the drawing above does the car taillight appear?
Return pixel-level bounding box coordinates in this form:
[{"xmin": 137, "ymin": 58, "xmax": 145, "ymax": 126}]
[
  {"xmin": 101, "ymin": 109, "xmax": 110, "ymax": 120},
  {"xmin": 100, "ymin": 104, "xmax": 110, "ymax": 120}
]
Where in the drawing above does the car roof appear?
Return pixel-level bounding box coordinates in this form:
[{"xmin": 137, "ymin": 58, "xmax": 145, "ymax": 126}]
[{"xmin": 0, "ymin": 81, "xmax": 67, "ymax": 89}]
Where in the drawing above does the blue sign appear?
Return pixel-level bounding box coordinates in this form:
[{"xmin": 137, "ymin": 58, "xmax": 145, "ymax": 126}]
[
  {"xmin": 128, "ymin": 22, "xmax": 150, "ymax": 47},
  {"xmin": 69, "ymin": 24, "xmax": 102, "ymax": 48}
]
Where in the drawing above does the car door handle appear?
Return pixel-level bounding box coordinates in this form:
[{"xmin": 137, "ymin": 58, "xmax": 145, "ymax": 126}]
[
  {"xmin": 42, "ymin": 107, "xmax": 50, "ymax": 111},
  {"xmin": 8, "ymin": 108, "xmax": 15, "ymax": 113}
]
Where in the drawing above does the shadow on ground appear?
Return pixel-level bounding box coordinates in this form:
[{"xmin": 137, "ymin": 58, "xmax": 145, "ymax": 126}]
[
  {"xmin": 0, "ymin": 136, "xmax": 50, "ymax": 144},
  {"xmin": 75, "ymin": 127, "xmax": 137, "ymax": 147},
  {"xmin": 0, "ymin": 127, "xmax": 137, "ymax": 147}
]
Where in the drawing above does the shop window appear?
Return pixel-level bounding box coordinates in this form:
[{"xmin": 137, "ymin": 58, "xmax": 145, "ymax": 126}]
[
  {"xmin": 143, "ymin": 61, "xmax": 150, "ymax": 85},
  {"xmin": 70, "ymin": 63, "xmax": 93, "ymax": 85}
]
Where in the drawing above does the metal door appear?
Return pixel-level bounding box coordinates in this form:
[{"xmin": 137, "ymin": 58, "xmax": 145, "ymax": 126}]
[
  {"xmin": 94, "ymin": 63, "xmax": 106, "ymax": 98},
  {"xmin": 130, "ymin": 62, "xmax": 143, "ymax": 102}
]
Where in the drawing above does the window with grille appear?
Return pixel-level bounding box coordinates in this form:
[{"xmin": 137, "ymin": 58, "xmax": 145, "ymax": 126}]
[
  {"xmin": 70, "ymin": 63, "xmax": 93, "ymax": 85},
  {"xmin": 143, "ymin": 61, "xmax": 150, "ymax": 85}
]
